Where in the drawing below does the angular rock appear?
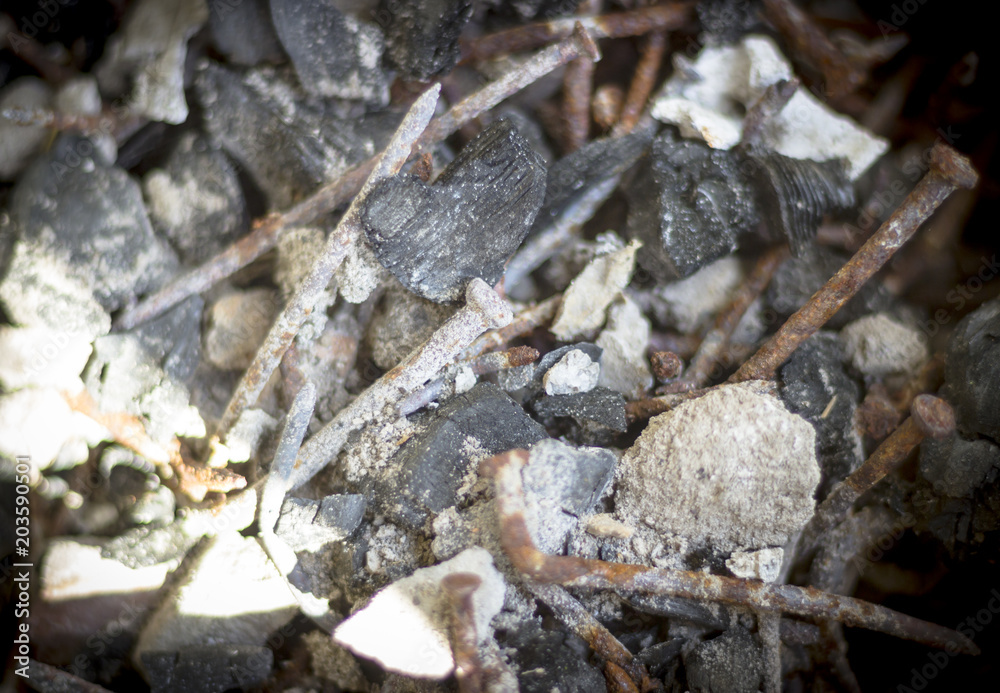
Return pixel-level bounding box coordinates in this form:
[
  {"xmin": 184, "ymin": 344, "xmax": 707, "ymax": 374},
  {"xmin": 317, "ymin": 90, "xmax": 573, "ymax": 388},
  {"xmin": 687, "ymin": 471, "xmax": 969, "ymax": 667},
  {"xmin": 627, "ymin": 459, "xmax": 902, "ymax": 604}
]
[
  {"xmin": 334, "ymin": 547, "xmax": 506, "ymax": 679},
  {"xmin": 529, "ymin": 342, "xmax": 603, "ymax": 392},
  {"xmin": 780, "ymin": 332, "xmax": 862, "ymax": 498},
  {"xmin": 840, "ymin": 313, "xmax": 929, "ymax": 377},
  {"xmin": 725, "ymin": 547, "xmax": 783, "ymax": 582},
  {"xmin": 143, "ymin": 133, "xmax": 248, "ymax": 264},
  {"xmin": 204, "ymin": 288, "xmax": 280, "ymax": 370},
  {"xmin": 6, "ymin": 135, "xmax": 178, "ymax": 313},
  {"xmin": 142, "ymin": 645, "xmax": 272, "ymax": 693},
  {"xmin": 274, "ymin": 494, "xmax": 367, "ymax": 552},
  {"xmin": 920, "ymin": 433, "xmax": 1000, "ymax": 498},
  {"xmin": 550, "ymin": 241, "xmax": 640, "ymax": 340},
  {"xmin": 0, "ymin": 77, "xmax": 52, "ymax": 181},
  {"xmin": 362, "ymin": 119, "xmax": 546, "ymax": 303},
  {"xmin": 615, "ymin": 382, "xmax": 819, "ymax": 552},
  {"xmin": 596, "ymin": 296, "xmax": 654, "ymax": 399},
  {"xmin": 382, "ymin": 382, "xmax": 547, "ymax": 528},
  {"xmin": 543, "ymin": 349, "xmax": 600, "ymax": 395},
  {"xmin": 42, "ymin": 536, "xmax": 178, "ymax": 602},
  {"xmin": 271, "ymin": 0, "xmax": 389, "ymax": 105},
  {"xmin": 366, "ymin": 283, "xmax": 457, "ymax": 370},
  {"xmin": 944, "ymin": 297, "xmax": 1000, "ymax": 440},
  {"xmin": 531, "ymin": 387, "xmax": 628, "ymax": 433},
  {"xmin": 208, "ymin": 0, "xmax": 285, "ymax": 66},
  {"xmin": 380, "ymin": 0, "xmax": 473, "ymax": 80},
  {"xmin": 521, "ymin": 439, "xmax": 616, "ymax": 553},
  {"xmin": 683, "ymin": 626, "xmax": 764, "ymax": 693},
  {"xmin": 507, "ymin": 620, "xmax": 607, "ymax": 693}
]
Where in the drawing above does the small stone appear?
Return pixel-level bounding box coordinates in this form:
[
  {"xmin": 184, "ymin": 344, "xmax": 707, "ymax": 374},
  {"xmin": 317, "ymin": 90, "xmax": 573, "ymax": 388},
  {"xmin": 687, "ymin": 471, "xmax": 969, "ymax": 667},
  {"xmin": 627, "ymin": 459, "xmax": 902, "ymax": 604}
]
[
  {"xmin": 596, "ymin": 296, "xmax": 654, "ymax": 399},
  {"xmin": 204, "ymin": 288, "xmax": 280, "ymax": 370},
  {"xmin": 274, "ymin": 494, "xmax": 367, "ymax": 552},
  {"xmin": 271, "ymin": 0, "xmax": 389, "ymax": 105},
  {"xmin": 543, "ymin": 349, "xmax": 600, "ymax": 395},
  {"xmin": 362, "ymin": 119, "xmax": 546, "ymax": 303},
  {"xmin": 129, "ymin": 486, "xmax": 177, "ymax": 526},
  {"xmin": 333, "ymin": 547, "xmax": 506, "ymax": 679},
  {"xmin": 0, "ymin": 325, "xmax": 92, "ymax": 392},
  {"xmin": 725, "ymin": 547, "xmax": 784, "ymax": 582},
  {"xmin": 840, "ymin": 313, "xmax": 929, "ymax": 377},
  {"xmin": 615, "ymin": 382, "xmax": 819, "ymax": 553},
  {"xmin": 0, "ymin": 77, "xmax": 53, "ymax": 181},
  {"xmin": 920, "ymin": 433, "xmax": 1000, "ymax": 498},
  {"xmin": 944, "ymin": 297, "xmax": 1000, "ymax": 440},
  {"xmin": 142, "ymin": 645, "xmax": 272, "ymax": 693},
  {"xmin": 335, "ymin": 237, "xmax": 390, "ymax": 304},
  {"xmin": 454, "ymin": 365, "xmax": 477, "ymax": 394},
  {"xmin": 367, "ymin": 283, "xmax": 456, "ymax": 370},
  {"xmin": 531, "ymin": 387, "xmax": 628, "ymax": 433},
  {"xmin": 585, "ymin": 513, "xmax": 635, "ymax": 539},
  {"xmin": 133, "ymin": 531, "xmax": 300, "ymax": 675},
  {"xmin": 102, "ymin": 522, "xmax": 199, "ymax": 570},
  {"xmin": 683, "ymin": 626, "xmax": 764, "ymax": 693},
  {"xmin": 208, "ymin": 0, "xmax": 285, "ymax": 66},
  {"xmin": 303, "ymin": 630, "xmax": 368, "ymax": 691},
  {"xmin": 529, "ymin": 343, "xmax": 603, "ymax": 393},
  {"xmin": 550, "ymin": 240, "xmax": 640, "ymax": 340},
  {"xmin": 522, "ymin": 439, "xmax": 616, "ymax": 553},
  {"xmin": 380, "ymin": 0, "xmax": 473, "ymax": 80},
  {"xmin": 649, "ymin": 256, "xmax": 744, "ymax": 332},
  {"xmin": 507, "ymin": 620, "xmax": 607, "ymax": 693},
  {"xmin": 143, "ymin": 133, "xmax": 248, "ymax": 264},
  {"xmin": 276, "ymin": 226, "xmax": 326, "ymax": 296},
  {"xmin": 381, "ymin": 382, "xmax": 547, "ymax": 528}
]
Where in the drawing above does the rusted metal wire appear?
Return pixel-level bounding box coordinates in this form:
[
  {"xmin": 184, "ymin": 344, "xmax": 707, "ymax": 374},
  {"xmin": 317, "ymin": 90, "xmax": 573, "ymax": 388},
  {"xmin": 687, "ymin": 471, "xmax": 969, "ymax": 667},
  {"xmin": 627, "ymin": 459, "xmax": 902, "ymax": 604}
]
[
  {"xmin": 731, "ymin": 143, "xmax": 978, "ymax": 383},
  {"xmin": 649, "ymin": 350, "xmax": 682, "ymax": 382},
  {"xmin": 563, "ymin": 54, "xmax": 595, "ymax": 153},
  {"xmin": 482, "ymin": 449, "xmax": 979, "ymax": 655},
  {"xmin": 441, "ymin": 573, "xmax": 486, "ymax": 693},
  {"xmin": 459, "ymin": 3, "xmax": 691, "ymax": 63},
  {"xmin": 613, "ymin": 30, "xmax": 667, "ymax": 136},
  {"xmin": 739, "ymin": 78, "xmax": 799, "ymax": 147},
  {"xmin": 456, "ymin": 293, "xmax": 562, "ymax": 362}
]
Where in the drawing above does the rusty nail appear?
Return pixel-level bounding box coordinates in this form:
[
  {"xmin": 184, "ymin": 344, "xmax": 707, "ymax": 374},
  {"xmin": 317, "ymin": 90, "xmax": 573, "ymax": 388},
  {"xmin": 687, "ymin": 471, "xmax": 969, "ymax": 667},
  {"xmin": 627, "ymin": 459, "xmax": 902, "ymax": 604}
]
[
  {"xmin": 563, "ymin": 54, "xmax": 595, "ymax": 153},
  {"xmin": 739, "ymin": 78, "xmax": 799, "ymax": 148},
  {"xmin": 291, "ymin": 279, "xmax": 513, "ymax": 490},
  {"xmin": 441, "ymin": 572, "xmax": 485, "ymax": 693},
  {"xmin": 459, "ymin": 3, "xmax": 690, "ymax": 63},
  {"xmin": 731, "ymin": 143, "xmax": 978, "ymax": 383},
  {"xmin": 613, "ymin": 30, "xmax": 667, "ymax": 136},
  {"xmin": 457, "ymin": 293, "xmax": 562, "ymax": 362},
  {"xmin": 482, "ymin": 449, "xmax": 978, "ymax": 655},
  {"xmin": 650, "ymin": 350, "xmax": 683, "ymax": 382},
  {"xmin": 412, "ymin": 151, "xmax": 434, "ymax": 182},
  {"xmin": 857, "ymin": 385, "xmax": 902, "ymax": 440}
]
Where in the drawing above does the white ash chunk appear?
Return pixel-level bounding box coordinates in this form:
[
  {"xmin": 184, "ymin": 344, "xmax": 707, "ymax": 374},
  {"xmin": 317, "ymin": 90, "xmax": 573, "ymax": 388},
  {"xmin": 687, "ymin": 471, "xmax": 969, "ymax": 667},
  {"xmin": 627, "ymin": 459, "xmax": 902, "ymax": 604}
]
[
  {"xmin": 543, "ymin": 349, "xmax": 600, "ymax": 395},
  {"xmin": 0, "ymin": 325, "xmax": 92, "ymax": 392},
  {"xmin": 651, "ymin": 35, "xmax": 887, "ymax": 180},
  {"xmin": 650, "ymin": 256, "xmax": 745, "ymax": 333},
  {"xmin": 596, "ymin": 296, "xmax": 654, "ymax": 399},
  {"xmin": 550, "ymin": 240, "xmax": 640, "ymax": 341},
  {"xmin": 840, "ymin": 313, "xmax": 930, "ymax": 377},
  {"xmin": 726, "ymin": 547, "xmax": 784, "ymax": 583},
  {"xmin": 334, "ymin": 547, "xmax": 506, "ymax": 679},
  {"xmin": 615, "ymin": 382, "xmax": 820, "ymax": 553}
]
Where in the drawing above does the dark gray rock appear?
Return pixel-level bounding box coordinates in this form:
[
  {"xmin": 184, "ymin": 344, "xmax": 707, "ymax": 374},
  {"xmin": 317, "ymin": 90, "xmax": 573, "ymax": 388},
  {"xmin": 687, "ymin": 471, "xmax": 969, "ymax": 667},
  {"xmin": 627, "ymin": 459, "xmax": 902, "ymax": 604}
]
[
  {"xmin": 945, "ymin": 297, "xmax": 1000, "ymax": 441},
  {"xmin": 209, "ymin": 0, "xmax": 286, "ymax": 66},
  {"xmin": 274, "ymin": 494, "xmax": 367, "ymax": 552},
  {"xmin": 625, "ymin": 133, "xmax": 758, "ymax": 281},
  {"xmin": 194, "ymin": 61, "xmax": 400, "ymax": 208},
  {"xmin": 697, "ymin": 0, "xmax": 761, "ymax": 42},
  {"xmin": 362, "ymin": 119, "xmax": 547, "ymax": 303},
  {"xmin": 639, "ymin": 638, "xmax": 684, "ymax": 679},
  {"xmin": 531, "ymin": 387, "xmax": 628, "ymax": 433},
  {"xmin": 507, "ymin": 620, "xmax": 606, "ymax": 693},
  {"xmin": 780, "ymin": 332, "xmax": 862, "ymax": 498},
  {"xmin": 532, "ymin": 129, "xmax": 652, "ymax": 235},
  {"xmin": 270, "ymin": 0, "xmax": 388, "ymax": 105},
  {"xmin": 5, "ymin": 135, "xmax": 177, "ymax": 313},
  {"xmin": 380, "ymin": 0, "xmax": 473, "ymax": 80},
  {"xmin": 142, "ymin": 645, "xmax": 272, "ymax": 693},
  {"xmin": 683, "ymin": 626, "xmax": 764, "ymax": 693},
  {"xmin": 766, "ymin": 244, "xmax": 892, "ymax": 329},
  {"xmin": 143, "ymin": 133, "xmax": 248, "ymax": 264},
  {"xmin": 920, "ymin": 433, "xmax": 1000, "ymax": 498},
  {"xmin": 382, "ymin": 382, "xmax": 548, "ymax": 528}
]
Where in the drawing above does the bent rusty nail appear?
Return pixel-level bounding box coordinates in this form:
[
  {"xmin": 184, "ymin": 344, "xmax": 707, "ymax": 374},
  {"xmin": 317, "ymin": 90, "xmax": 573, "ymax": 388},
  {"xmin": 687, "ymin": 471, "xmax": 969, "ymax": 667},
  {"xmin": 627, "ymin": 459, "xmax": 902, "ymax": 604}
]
[
  {"xmin": 613, "ymin": 29, "xmax": 667, "ymax": 136},
  {"xmin": 291, "ymin": 279, "xmax": 513, "ymax": 490},
  {"xmin": 731, "ymin": 143, "xmax": 978, "ymax": 383},
  {"xmin": 482, "ymin": 449, "xmax": 979, "ymax": 656},
  {"xmin": 563, "ymin": 53, "xmax": 595, "ymax": 153},
  {"xmin": 216, "ymin": 85, "xmax": 441, "ymax": 437},
  {"xmin": 739, "ymin": 78, "xmax": 799, "ymax": 148},
  {"xmin": 441, "ymin": 573, "xmax": 486, "ymax": 693}
]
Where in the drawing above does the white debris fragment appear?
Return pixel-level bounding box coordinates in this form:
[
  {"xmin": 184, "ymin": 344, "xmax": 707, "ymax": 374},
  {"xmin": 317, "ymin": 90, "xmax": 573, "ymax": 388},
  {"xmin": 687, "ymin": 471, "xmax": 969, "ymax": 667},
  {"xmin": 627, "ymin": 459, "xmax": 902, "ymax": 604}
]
[
  {"xmin": 586, "ymin": 513, "xmax": 635, "ymax": 540},
  {"xmin": 335, "ymin": 238, "xmax": 390, "ymax": 304},
  {"xmin": 0, "ymin": 325, "xmax": 92, "ymax": 392},
  {"xmin": 334, "ymin": 547, "xmax": 506, "ymax": 679},
  {"xmin": 651, "ymin": 35, "xmax": 887, "ymax": 180},
  {"xmin": 0, "ymin": 388, "xmax": 107, "ymax": 471},
  {"xmin": 650, "ymin": 256, "xmax": 745, "ymax": 332},
  {"xmin": 551, "ymin": 240, "xmax": 640, "ymax": 341},
  {"xmin": 225, "ymin": 408, "xmax": 278, "ymax": 463},
  {"xmin": 543, "ymin": 349, "xmax": 600, "ymax": 395},
  {"xmin": 454, "ymin": 365, "xmax": 477, "ymax": 394},
  {"xmin": 615, "ymin": 382, "xmax": 820, "ymax": 553},
  {"xmin": 41, "ymin": 537, "xmax": 177, "ymax": 602},
  {"xmin": 840, "ymin": 313, "xmax": 930, "ymax": 377},
  {"xmin": 726, "ymin": 547, "xmax": 784, "ymax": 583},
  {"xmin": 596, "ymin": 297, "xmax": 654, "ymax": 399}
]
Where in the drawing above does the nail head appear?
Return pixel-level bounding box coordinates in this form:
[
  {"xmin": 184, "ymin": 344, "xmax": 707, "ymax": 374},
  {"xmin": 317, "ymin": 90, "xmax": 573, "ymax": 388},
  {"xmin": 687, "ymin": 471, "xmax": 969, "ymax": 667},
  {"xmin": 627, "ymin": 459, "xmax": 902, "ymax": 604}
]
[{"xmin": 911, "ymin": 394, "xmax": 956, "ymax": 439}]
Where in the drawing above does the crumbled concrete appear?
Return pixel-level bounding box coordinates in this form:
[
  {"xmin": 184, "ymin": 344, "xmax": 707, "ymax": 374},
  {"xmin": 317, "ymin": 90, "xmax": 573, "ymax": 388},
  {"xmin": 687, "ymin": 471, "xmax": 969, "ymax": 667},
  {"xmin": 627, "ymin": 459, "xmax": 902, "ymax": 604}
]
[
  {"xmin": 840, "ymin": 313, "xmax": 929, "ymax": 377},
  {"xmin": 0, "ymin": 388, "xmax": 107, "ymax": 471},
  {"xmin": 651, "ymin": 34, "xmax": 887, "ymax": 179},
  {"xmin": 683, "ymin": 625, "xmax": 764, "ymax": 693},
  {"xmin": 648, "ymin": 256, "xmax": 744, "ymax": 332},
  {"xmin": 334, "ymin": 547, "xmax": 506, "ymax": 679},
  {"xmin": 336, "ymin": 237, "xmax": 390, "ymax": 304},
  {"xmin": 543, "ymin": 349, "xmax": 600, "ymax": 396},
  {"xmin": 550, "ymin": 240, "xmax": 640, "ymax": 341},
  {"xmin": 367, "ymin": 283, "xmax": 456, "ymax": 370},
  {"xmin": 596, "ymin": 297, "xmax": 654, "ymax": 399},
  {"xmin": 615, "ymin": 382, "xmax": 820, "ymax": 553},
  {"xmin": 41, "ymin": 536, "xmax": 178, "ymax": 602},
  {"xmin": 0, "ymin": 325, "xmax": 92, "ymax": 392},
  {"xmin": 725, "ymin": 547, "xmax": 784, "ymax": 582},
  {"xmin": 204, "ymin": 288, "xmax": 280, "ymax": 370},
  {"xmin": 0, "ymin": 77, "xmax": 53, "ymax": 180}
]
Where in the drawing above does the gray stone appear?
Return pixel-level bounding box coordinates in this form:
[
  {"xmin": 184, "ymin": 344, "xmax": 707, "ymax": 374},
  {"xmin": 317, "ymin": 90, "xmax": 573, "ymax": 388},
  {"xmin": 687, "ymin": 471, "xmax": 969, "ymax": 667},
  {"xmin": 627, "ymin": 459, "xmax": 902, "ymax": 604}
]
[
  {"xmin": 840, "ymin": 313, "xmax": 929, "ymax": 377},
  {"xmin": 596, "ymin": 296, "xmax": 654, "ymax": 399},
  {"xmin": 142, "ymin": 645, "xmax": 272, "ymax": 693},
  {"xmin": 204, "ymin": 288, "xmax": 279, "ymax": 371},
  {"xmin": 274, "ymin": 494, "xmax": 367, "ymax": 552},
  {"xmin": 945, "ymin": 297, "xmax": 1000, "ymax": 440},
  {"xmin": 271, "ymin": 0, "xmax": 389, "ymax": 105},
  {"xmin": 367, "ymin": 283, "xmax": 456, "ymax": 370},
  {"xmin": 508, "ymin": 620, "xmax": 607, "ymax": 693},
  {"xmin": 208, "ymin": 0, "xmax": 285, "ymax": 66},
  {"xmin": 531, "ymin": 387, "xmax": 627, "ymax": 433},
  {"xmin": 362, "ymin": 119, "xmax": 546, "ymax": 303},
  {"xmin": 920, "ymin": 433, "xmax": 1000, "ymax": 498},
  {"xmin": 683, "ymin": 626, "xmax": 764, "ymax": 693},
  {"xmin": 380, "ymin": 0, "xmax": 473, "ymax": 80}
]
